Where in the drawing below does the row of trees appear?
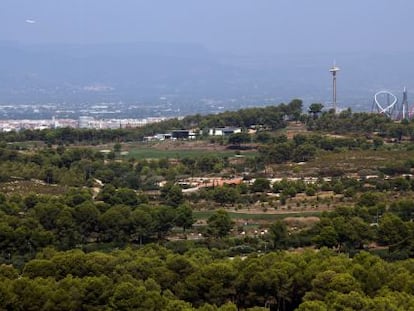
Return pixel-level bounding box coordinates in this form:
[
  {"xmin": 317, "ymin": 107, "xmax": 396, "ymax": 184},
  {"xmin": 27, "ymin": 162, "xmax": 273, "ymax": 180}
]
[
  {"xmin": 0, "ymin": 245, "xmax": 413, "ymax": 310},
  {"xmin": 0, "ymin": 100, "xmax": 303, "ymax": 145},
  {"xmin": 0, "ymin": 188, "xmax": 196, "ymax": 260},
  {"xmin": 193, "ymin": 174, "xmax": 414, "ymax": 208},
  {"xmin": 306, "ymin": 108, "xmax": 391, "ymax": 134},
  {"xmin": 0, "ymin": 185, "xmax": 244, "ymax": 263},
  {"xmin": 259, "ymin": 203, "xmax": 414, "ymax": 260},
  {"xmin": 306, "ymin": 107, "xmax": 414, "ymax": 142},
  {"xmin": 257, "ymin": 133, "xmax": 385, "ymax": 165},
  {"xmin": 2, "ymin": 181, "xmax": 414, "ymax": 265},
  {"xmin": 181, "ymin": 99, "xmax": 303, "ymax": 130}
]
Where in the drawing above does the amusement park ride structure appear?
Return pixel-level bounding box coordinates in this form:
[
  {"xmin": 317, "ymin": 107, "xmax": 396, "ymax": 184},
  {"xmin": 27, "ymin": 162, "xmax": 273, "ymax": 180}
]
[
  {"xmin": 327, "ymin": 62, "xmax": 412, "ymax": 120},
  {"xmin": 372, "ymin": 88, "xmax": 412, "ymax": 120}
]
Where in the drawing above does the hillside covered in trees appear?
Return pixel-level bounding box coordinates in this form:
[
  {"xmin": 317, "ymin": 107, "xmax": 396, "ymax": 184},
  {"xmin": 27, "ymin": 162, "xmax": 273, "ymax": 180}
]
[
  {"xmin": 0, "ymin": 246, "xmax": 413, "ymax": 310},
  {"xmin": 1, "ymin": 101, "xmax": 414, "ymax": 310}
]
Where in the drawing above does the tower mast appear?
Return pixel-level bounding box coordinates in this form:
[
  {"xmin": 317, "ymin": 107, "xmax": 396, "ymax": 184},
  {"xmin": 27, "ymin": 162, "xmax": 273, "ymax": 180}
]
[{"xmin": 329, "ymin": 62, "xmax": 340, "ymax": 113}]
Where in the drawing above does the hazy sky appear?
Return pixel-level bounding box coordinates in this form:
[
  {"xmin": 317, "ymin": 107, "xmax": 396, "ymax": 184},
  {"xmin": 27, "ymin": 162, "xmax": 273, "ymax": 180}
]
[{"xmin": 1, "ymin": 0, "xmax": 413, "ymax": 54}]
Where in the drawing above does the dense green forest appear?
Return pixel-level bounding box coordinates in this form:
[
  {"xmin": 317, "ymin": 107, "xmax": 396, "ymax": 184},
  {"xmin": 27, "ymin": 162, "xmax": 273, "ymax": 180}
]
[
  {"xmin": 1, "ymin": 246, "xmax": 413, "ymax": 310},
  {"xmin": 1, "ymin": 101, "xmax": 414, "ymax": 310}
]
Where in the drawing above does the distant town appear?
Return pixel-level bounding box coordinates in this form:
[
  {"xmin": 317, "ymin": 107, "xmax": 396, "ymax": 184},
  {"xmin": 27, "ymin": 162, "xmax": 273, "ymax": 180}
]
[{"xmin": 0, "ymin": 116, "xmax": 170, "ymax": 132}]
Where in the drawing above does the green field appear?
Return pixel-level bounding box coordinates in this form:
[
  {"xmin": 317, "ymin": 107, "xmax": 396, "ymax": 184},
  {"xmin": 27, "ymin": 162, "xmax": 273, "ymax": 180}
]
[
  {"xmin": 125, "ymin": 147, "xmax": 255, "ymax": 159},
  {"xmin": 194, "ymin": 210, "xmax": 322, "ymax": 220}
]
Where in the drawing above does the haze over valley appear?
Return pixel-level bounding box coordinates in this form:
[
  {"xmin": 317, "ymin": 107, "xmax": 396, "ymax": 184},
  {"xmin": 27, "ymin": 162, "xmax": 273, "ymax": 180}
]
[{"xmin": 1, "ymin": 41, "xmax": 414, "ymax": 119}]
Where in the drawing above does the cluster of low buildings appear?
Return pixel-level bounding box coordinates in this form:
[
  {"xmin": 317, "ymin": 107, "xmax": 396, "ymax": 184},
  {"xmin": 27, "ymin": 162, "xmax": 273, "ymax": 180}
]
[
  {"xmin": 78, "ymin": 116, "xmax": 168, "ymax": 129},
  {"xmin": 0, "ymin": 118, "xmax": 77, "ymax": 132},
  {"xmin": 144, "ymin": 127, "xmax": 242, "ymax": 141},
  {"xmin": 0, "ymin": 116, "xmax": 169, "ymax": 132}
]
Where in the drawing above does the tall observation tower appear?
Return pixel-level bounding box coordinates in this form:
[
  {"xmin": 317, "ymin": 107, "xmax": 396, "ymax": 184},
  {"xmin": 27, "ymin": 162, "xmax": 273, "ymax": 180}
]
[{"xmin": 329, "ymin": 63, "xmax": 340, "ymax": 112}]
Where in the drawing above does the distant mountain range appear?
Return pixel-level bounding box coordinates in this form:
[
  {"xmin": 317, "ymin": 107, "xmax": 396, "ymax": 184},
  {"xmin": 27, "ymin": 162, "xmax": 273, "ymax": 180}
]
[
  {"xmin": 1, "ymin": 41, "xmax": 414, "ymax": 113},
  {"xmin": 0, "ymin": 41, "xmax": 240, "ymax": 102}
]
